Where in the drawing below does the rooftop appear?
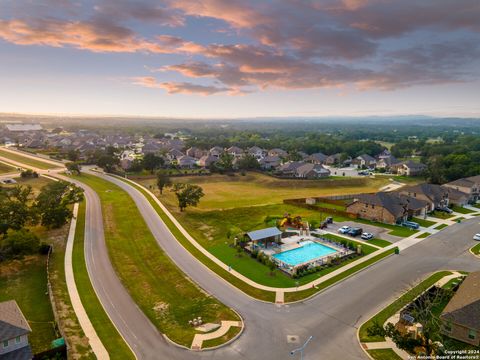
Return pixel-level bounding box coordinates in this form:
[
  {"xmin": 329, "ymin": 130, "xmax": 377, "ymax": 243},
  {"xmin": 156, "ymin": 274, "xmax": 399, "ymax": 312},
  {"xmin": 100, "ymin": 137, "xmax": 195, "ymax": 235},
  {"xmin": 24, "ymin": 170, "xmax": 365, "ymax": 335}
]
[
  {"xmin": 0, "ymin": 300, "xmax": 32, "ymax": 341},
  {"xmin": 246, "ymin": 227, "xmax": 282, "ymax": 241}
]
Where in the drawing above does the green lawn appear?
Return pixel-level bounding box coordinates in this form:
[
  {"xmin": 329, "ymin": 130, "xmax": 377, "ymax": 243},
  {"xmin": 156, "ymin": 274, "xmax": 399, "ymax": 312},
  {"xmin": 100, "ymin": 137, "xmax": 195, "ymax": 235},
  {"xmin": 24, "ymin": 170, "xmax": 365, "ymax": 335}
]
[
  {"xmin": 473, "ymin": 203, "xmax": 480, "ymax": 209},
  {"xmin": 434, "ymin": 223, "xmax": 448, "ymax": 230},
  {"xmin": 2, "ymin": 175, "xmax": 53, "ymax": 197},
  {"xmin": 367, "ymin": 239, "xmax": 392, "ymax": 248},
  {"xmin": 367, "ymin": 349, "xmax": 403, "ymax": 360},
  {"xmin": 284, "ymin": 248, "xmax": 397, "ymax": 302},
  {"xmin": 471, "ymin": 242, "xmax": 480, "ymax": 255},
  {"xmin": 416, "ymin": 232, "xmax": 431, "ymax": 238},
  {"xmin": 430, "ymin": 211, "xmax": 454, "ymax": 219},
  {"xmin": 0, "ymin": 148, "xmax": 59, "ymax": 169},
  {"xmin": 0, "ymin": 161, "xmax": 15, "ymax": 174},
  {"xmin": 133, "ymin": 171, "xmax": 390, "ymax": 211},
  {"xmin": 72, "ymin": 174, "xmax": 240, "ymax": 347},
  {"xmin": 0, "ymin": 256, "xmax": 57, "ymax": 354},
  {"xmin": 72, "ymin": 201, "xmax": 135, "ymax": 359},
  {"xmin": 359, "ymin": 271, "xmax": 452, "ymax": 342},
  {"xmin": 451, "ymin": 205, "xmax": 475, "ymax": 214},
  {"xmin": 412, "ymin": 217, "xmax": 437, "ymax": 228}
]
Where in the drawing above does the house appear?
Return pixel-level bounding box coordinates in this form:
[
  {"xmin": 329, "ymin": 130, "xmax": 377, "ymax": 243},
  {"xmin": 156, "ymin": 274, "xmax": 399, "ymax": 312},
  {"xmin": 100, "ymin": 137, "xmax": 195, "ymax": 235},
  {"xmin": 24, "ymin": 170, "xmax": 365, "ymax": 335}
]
[
  {"xmin": 295, "ymin": 163, "xmax": 330, "ymax": 179},
  {"xmin": 353, "ymin": 154, "xmax": 377, "ymax": 169},
  {"xmin": 325, "ymin": 153, "xmax": 343, "ymax": 166},
  {"xmin": 443, "ymin": 178, "xmax": 480, "ymax": 204},
  {"xmin": 277, "ymin": 161, "xmax": 304, "ymax": 176},
  {"xmin": 346, "ymin": 192, "xmax": 429, "ymax": 224},
  {"xmin": 376, "ymin": 155, "xmax": 400, "ymax": 170},
  {"xmin": 245, "ymin": 227, "xmax": 282, "ymax": 249},
  {"xmin": 441, "ymin": 271, "xmax": 480, "ymax": 346},
  {"xmin": 398, "ymin": 183, "xmax": 468, "ymax": 210},
  {"xmin": 142, "ymin": 143, "xmax": 161, "ymax": 154},
  {"xmin": 306, "ymin": 152, "xmax": 328, "ymax": 165},
  {"xmin": 185, "ymin": 147, "xmax": 205, "ymax": 159},
  {"xmin": 247, "ymin": 146, "xmax": 266, "ymax": 160},
  {"xmin": 177, "ymin": 155, "xmax": 197, "ymax": 168},
  {"xmin": 209, "ymin": 146, "xmax": 224, "ymax": 158},
  {"xmin": 391, "ymin": 160, "xmax": 427, "ymax": 176},
  {"xmin": 167, "ymin": 148, "xmax": 184, "ymax": 161},
  {"xmin": 5, "ymin": 123, "xmax": 42, "ymax": 132},
  {"xmin": 0, "ymin": 300, "xmax": 33, "ymax": 360},
  {"xmin": 259, "ymin": 155, "xmax": 281, "ymax": 170},
  {"xmin": 226, "ymin": 146, "xmax": 244, "ymax": 158},
  {"xmin": 268, "ymin": 148, "xmax": 288, "ymax": 158},
  {"xmin": 197, "ymin": 154, "xmax": 217, "ymax": 168}
]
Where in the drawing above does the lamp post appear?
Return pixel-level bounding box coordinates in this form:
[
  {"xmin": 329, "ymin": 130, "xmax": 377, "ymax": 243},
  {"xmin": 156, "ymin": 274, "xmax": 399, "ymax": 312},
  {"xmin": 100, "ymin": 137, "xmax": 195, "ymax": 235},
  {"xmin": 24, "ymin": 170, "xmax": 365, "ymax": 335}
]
[{"xmin": 290, "ymin": 336, "xmax": 313, "ymax": 360}]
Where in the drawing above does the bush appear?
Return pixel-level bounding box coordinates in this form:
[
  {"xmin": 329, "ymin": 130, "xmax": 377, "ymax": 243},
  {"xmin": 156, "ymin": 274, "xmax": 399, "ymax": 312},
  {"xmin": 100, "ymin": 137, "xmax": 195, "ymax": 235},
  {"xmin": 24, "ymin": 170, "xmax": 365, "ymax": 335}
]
[{"xmin": 0, "ymin": 229, "xmax": 40, "ymax": 260}]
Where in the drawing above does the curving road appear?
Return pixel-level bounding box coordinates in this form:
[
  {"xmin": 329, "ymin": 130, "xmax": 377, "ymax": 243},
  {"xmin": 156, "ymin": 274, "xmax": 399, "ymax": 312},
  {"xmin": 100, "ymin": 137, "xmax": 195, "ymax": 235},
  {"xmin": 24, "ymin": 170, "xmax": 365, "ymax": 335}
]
[{"xmin": 80, "ymin": 170, "xmax": 480, "ymax": 360}]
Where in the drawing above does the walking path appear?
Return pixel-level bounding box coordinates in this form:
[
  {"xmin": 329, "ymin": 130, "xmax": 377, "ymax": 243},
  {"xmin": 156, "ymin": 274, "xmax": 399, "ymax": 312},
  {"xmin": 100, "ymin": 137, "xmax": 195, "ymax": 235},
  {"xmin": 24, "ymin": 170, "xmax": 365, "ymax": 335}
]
[
  {"xmin": 64, "ymin": 203, "xmax": 109, "ymax": 359},
  {"xmin": 361, "ymin": 271, "xmax": 464, "ymax": 360},
  {"xmin": 191, "ymin": 321, "xmax": 242, "ymax": 350}
]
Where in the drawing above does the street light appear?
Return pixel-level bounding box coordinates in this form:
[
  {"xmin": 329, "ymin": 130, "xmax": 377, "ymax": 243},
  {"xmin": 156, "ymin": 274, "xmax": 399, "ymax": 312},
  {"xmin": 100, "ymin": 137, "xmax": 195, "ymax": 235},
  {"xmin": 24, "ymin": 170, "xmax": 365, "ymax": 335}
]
[{"xmin": 290, "ymin": 335, "xmax": 313, "ymax": 360}]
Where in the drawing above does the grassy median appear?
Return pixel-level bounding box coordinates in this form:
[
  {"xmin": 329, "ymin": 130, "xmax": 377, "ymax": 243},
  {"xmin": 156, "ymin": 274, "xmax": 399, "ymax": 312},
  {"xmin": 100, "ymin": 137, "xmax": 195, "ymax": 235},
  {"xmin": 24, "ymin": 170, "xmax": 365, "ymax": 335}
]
[
  {"xmin": 72, "ymin": 201, "xmax": 135, "ymax": 359},
  {"xmin": 73, "ymin": 174, "xmax": 241, "ymax": 347},
  {"xmin": 0, "ymin": 148, "xmax": 59, "ymax": 169}
]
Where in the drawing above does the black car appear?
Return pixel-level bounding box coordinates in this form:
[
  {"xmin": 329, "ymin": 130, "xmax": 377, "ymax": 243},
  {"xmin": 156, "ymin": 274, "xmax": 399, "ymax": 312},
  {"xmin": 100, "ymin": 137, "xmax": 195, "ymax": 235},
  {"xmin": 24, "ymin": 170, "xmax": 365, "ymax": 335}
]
[{"xmin": 347, "ymin": 227, "xmax": 363, "ymax": 237}]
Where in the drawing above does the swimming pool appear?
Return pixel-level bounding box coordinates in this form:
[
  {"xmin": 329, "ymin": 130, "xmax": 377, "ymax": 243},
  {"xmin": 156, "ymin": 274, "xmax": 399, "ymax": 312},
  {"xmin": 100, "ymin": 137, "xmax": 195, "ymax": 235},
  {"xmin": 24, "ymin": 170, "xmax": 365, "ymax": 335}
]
[{"xmin": 272, "ymin": 241, "xmax": 338, "ymax": 266}]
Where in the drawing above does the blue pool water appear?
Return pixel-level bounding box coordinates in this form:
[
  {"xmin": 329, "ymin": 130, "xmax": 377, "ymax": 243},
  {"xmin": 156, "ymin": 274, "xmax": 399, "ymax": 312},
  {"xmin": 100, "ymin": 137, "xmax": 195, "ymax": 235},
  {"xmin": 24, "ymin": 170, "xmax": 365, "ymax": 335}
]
[{"xmin": 272, "ymin": 241, "xmax": 337, "ymax": 266}]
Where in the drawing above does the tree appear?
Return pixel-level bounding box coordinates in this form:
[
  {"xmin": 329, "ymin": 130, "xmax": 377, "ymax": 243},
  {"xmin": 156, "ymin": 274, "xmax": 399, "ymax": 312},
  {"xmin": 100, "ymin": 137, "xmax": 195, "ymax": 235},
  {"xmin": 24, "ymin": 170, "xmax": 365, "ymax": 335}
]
[
  {"xmin": 20, "ymin": 169, "xmax": 38, "ymax": 178},
  {"xmin": 156, "ymin": 172, "xmax": 171, "ymax": 194},
  {"xmin": 236, "ymin": 154, "xmax": 260, "ymax": 170},
  {"xmin": 35, "ymin": 181, "xmax": 83, "ymax": 229},
  {"xmin": 67, "ymin": 149, "xmax": 80, "ymax": 162},
  {"xmin": 0, "ymin": 185, "xmax": 36, "ymax": 235},
  {"xmin": 97, "ymin": 154, "xmax": 119, "ymax": 173},
  {"xmin": 212, "ymin": 152, "xmax": 234, "ymax": 174},
  {"xmin": 66, "ymin": 162, "xmax": 82, "ymax": 175},
  {"xmin": 143, "ymin": 153, "xmax": 164, "ymax": 174},
  {"xmin": 0, "ymin": 229, "xmax": 40, "ymax": 260},
  {"xmin": 171, "ymin": 183, "xmax": 204, "ymax": 211}
]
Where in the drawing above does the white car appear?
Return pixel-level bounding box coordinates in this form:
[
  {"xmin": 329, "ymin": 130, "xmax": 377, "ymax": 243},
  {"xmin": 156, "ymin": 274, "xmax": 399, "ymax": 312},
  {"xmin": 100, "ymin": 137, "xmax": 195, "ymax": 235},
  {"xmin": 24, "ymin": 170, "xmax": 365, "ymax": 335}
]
[
  {"xmin": 474, "ymin": 233, "xmax": 480, "ymax": 241},
  {"xmin": 338, "ymin": 226, "xmax": 351, "ymax": 234}
]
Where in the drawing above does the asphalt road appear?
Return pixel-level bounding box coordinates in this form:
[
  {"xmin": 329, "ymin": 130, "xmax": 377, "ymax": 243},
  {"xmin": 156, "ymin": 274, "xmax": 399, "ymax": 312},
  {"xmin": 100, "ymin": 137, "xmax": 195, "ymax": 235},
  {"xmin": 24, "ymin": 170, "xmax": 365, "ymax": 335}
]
[{"xmin": 76, "ymin": 171, "xmax": 480, "ymax": 360}]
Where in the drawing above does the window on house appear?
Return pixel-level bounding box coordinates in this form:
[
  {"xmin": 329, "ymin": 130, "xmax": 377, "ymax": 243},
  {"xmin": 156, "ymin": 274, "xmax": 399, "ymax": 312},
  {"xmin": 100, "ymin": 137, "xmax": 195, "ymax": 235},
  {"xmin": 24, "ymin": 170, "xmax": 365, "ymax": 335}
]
[
  {"xmin": 468, "ymin": 329, "xmax": 477, "ymax": 340},
  {"xmin": 15, "ymin": 336, "xmax": 21, "ymax": 344},
  {"xmin": 2, "ymin": 340, "xmax": 8, "ymax": 348}
]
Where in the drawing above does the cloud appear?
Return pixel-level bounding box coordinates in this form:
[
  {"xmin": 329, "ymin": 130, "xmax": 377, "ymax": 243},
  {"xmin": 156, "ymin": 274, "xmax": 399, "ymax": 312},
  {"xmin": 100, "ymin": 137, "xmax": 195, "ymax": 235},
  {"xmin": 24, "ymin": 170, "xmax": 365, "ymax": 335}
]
[{"xmin": 131, "ymin": 76, "xmax": 230, "ymax": 95}]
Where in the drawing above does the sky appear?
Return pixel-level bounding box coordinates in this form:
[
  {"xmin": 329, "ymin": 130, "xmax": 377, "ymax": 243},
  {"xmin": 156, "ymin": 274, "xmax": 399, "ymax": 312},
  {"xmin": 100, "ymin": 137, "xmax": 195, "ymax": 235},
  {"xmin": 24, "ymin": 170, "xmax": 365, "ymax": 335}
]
[{"xmin": 0, "ymin": 0, "xmax": 479, "ymax": 119}]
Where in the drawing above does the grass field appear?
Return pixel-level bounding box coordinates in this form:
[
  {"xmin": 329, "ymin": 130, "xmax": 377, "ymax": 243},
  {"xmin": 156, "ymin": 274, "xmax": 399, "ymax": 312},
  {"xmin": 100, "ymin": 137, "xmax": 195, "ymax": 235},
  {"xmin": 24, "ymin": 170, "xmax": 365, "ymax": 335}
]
[
  {"xmin": 367, "ymin": 349, "xmax": 403, "ymax": 360},
  {"xmin": 31, "ymin": 216, "xmax": 94, "ymax": 358},
  {"xmin": 0, "ymin": 148, "xmax": 59, "ymax": 169},
  {"xmin": 133, "ymin": 172, "xmax": 390, "ymax": 211},
  {"xmin": 72, "ymin": 201, "xmax": 135, "ymax": 359},
  {"xmin": 2, "ymin": 175, "xmax": 53, "ymax": 197},
  {"xmin": 367, "ymin": 239, "xmax": 392, "ymax": 248},
  {"xmin": 430, "ymin": 211, "xmax": 454, "ymax": 219},
  {"xmin": 451, "ymin": 205, "xmax": 475, "ymax": 214},
  {"xmin": 72, "ymin": 174, "xmax": 240, "ymax": 347},
  {"xmin": 359, "ymin": 271, "xmax": 452, "ymax": 342},
  {"xmin": 0, "ymin": 255, "xmax": 58, "ymax": 353},
  {"xmin": 412, "ymin": 217, "xmax": 437, "ymax": 228},
  {"xmin": 0, "ymin": 162, "xmax": 16, "ymax": 174},
  {"xmin": 471, "ymin": 242, "xmax": 480, "ymax": 255}
]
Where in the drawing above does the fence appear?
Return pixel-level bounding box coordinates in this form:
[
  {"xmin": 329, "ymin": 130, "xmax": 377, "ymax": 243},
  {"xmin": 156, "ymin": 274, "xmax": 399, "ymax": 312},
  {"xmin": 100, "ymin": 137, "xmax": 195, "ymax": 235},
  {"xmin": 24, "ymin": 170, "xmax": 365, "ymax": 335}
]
[{"xmin": 283, "ymin": 198, "xmax": 359, "ymax": 219}]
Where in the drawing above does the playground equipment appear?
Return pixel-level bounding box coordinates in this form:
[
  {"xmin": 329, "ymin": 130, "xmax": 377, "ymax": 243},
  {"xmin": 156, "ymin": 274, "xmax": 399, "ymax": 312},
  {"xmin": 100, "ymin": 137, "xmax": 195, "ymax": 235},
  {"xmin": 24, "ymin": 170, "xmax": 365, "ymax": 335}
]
[{"xmin": 279, "ymin": 213, "xmax": 306, "ymax": 230}]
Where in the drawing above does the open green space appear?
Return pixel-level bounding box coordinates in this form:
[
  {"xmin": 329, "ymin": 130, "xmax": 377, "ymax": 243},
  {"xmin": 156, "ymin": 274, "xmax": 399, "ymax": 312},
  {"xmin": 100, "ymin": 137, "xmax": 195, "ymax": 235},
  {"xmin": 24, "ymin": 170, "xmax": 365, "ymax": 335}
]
[
  {"xmin": 284, "ymin": 248, "xmax": 397, "ymax": 302},
  {"xmin": 471, "ymin": 242, "xmax": 480, "ymax": 256},
  {"xmin": 72, "ymin": 174, "xmax": 240, "ymax": 347},
  {"xmin": 359, "ymin": 271, "xmax": 452, "ymax": 343},
  {"xmin": 412, "ymin": 217, "xmax": 436, "ymax": 228},
  {"xmin": 2, "ymin": 175, "xmax": 53, "ymax": 197},
  {"xmin": 201, "ymin": 326, "xmax": 241, "ymax": 349},
  {"xmin": 367, "ymin": 239, "xmax": 392, "ymax": 248},
  {"xmin": 0, "ymin": 161, "xmax": 16, "ymax": 174},
  {"xmin": 0, "ymin": 148, "xmax": 59, "ymax": 169},
  {"xmin": 367, "ymin": 349, "xmax": 403, "ymax": 360},
  {"xmin": 451, "ymin": 205, "xmax": 475, "ymax": 214},
  {"xmin": 72, "ymin": 201, "xmax": 134, "ymax": 359},
  {"xmin": 0, "ymin": 256, "xmax": 57, "ymax": 354},
  {"xmin": 434, "ymin": 223, "xmax": 448, "ymax": 230},
  {"xmin": 133, "ymin": 171, "xmax": 390, "ymax": 211}
]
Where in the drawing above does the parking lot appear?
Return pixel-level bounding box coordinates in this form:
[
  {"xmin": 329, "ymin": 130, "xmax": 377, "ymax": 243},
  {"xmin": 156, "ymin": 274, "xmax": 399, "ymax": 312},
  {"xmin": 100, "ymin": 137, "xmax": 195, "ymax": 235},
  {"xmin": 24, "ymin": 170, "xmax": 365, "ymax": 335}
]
[{"xmin": 324, "ymin": 220, "xmax": 405, "ymax": 243}]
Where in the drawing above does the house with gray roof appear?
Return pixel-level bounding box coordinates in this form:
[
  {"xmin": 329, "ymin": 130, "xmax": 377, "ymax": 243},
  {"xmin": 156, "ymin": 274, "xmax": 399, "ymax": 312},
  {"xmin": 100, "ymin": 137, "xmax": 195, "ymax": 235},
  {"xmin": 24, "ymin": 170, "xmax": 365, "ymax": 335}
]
[
  {"xmin": 441, "ymin": 271, "xmax": 480, "ymax": 346},
  {"xmin": 352, "ymin": 154, "xmax": 377, "ymax": 169},
  {"xmin": 306, "ymin": 152, "xmax": 327, "ymax": 164},
  {"xmin": 443, "ymin": 178, "xmax": 479, "ymax": 204},
  {"xmin": 295, "ymin": 163, "xmax": 330, "ymax": 179},
  {"xmin": 0, "ymin": 300, "xmax": 32, "ymax": 360}
]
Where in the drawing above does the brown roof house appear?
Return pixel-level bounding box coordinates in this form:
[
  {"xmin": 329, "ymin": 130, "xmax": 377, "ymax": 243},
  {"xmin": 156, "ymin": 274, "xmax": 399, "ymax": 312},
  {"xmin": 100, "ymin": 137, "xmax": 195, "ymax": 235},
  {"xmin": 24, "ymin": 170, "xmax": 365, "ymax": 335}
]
[
  {"xmin": 0, "ymin": 300, "xmax": 32, "ymax": 360},
  {"xmin": 398, "ymin": 183, "xmax": 469, "ymax": 211},
  {"xmin": 443, "ymin": 177, "xmax": 480, "ymax": 204},
  {"xmin": 391, "ymin": 160, "xmax": 427, "ymax": 176},
  {"xmin": 347, "ymin": 192, "xmax": 429, "ymax": 224},
  {"xmin": 441, "ymin": 271, "xmax": 480, "ymax": 346}
]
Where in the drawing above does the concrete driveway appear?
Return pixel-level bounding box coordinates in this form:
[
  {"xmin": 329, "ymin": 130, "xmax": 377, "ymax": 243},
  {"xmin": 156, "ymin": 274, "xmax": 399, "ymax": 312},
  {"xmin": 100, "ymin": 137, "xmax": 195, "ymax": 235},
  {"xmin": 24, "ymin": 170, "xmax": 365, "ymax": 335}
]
[{"xmin": 322, "ymin": 220, "xmax": 406, "ymax": 243}]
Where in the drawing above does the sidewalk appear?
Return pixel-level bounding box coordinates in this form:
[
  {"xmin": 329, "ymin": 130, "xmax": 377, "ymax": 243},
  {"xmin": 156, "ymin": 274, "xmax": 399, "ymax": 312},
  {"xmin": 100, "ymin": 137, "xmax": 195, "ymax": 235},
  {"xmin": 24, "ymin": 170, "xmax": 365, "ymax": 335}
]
[{"xmin": 64, "ymin": 203, "xmax": 109, "ymax": 359}]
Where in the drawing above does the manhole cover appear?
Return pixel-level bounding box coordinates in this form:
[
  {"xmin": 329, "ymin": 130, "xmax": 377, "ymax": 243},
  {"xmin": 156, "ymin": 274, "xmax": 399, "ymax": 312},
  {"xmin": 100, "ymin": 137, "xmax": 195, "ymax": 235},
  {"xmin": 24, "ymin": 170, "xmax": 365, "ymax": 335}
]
[{"xmin": 287, "ymin": 335, "xmax": 299, "ymax": 344}]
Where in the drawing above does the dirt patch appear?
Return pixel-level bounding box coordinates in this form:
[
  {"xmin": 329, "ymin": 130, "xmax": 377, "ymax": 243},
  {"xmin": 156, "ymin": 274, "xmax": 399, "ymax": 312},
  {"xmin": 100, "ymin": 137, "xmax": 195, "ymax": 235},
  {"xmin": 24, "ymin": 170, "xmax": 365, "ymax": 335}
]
[
  {"xmin": 153, "ymin": 302, "xmax": 170, "ymax": 318},
  {"xmin": 103, "ymin": 203, "xmax": 118, "ymax": 233},
  {"xmin": 0, "ymin": 256, "xmax": 39, "ymax": 277}
]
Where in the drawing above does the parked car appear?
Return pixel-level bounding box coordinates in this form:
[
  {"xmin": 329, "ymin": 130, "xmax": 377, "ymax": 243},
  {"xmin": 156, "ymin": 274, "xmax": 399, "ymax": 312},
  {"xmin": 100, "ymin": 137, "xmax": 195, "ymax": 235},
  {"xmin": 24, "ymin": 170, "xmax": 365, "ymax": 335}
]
[
  {"xmin": 402, "ymin": 221, "xmax": 420, "ymax": 230},
  {"xmin": 435, "ymin": 206, "xmax": 453, "ymax": 214},
  {"xmin": 474, "ymin": 233, "xmax": 480, "ymax": 241},
  {"xmin": 361, "ymin": 232, "xmax": 374, "ymax": 240},
  {"xmin": 358, "ymin": 171, "xmax": 369, "ymax": 176},
  {"xmin": 338, "ymin": 226, "xmax": 351, "ymax": 234},
  {"xmin": 348, "ymin": 227, "xmax": 363, "ymax": 237},
  {"xmin": 325, "ymin": 217, "xmax": 333, "ymax": 224}
]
